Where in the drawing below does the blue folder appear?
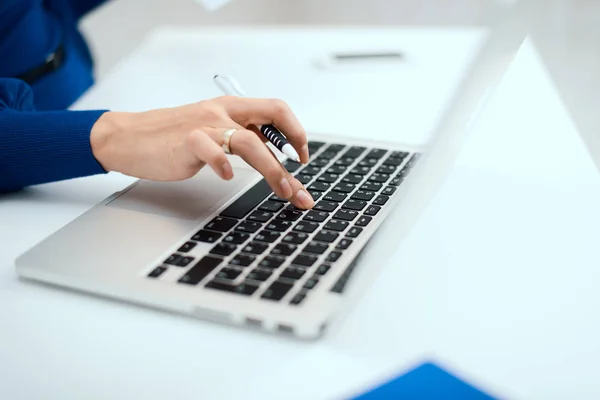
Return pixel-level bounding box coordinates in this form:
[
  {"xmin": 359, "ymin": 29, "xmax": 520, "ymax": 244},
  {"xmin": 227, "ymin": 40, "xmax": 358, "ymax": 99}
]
[{"xmin": 351, "ymin": 362, "xmax": 498, "ymax": 399}]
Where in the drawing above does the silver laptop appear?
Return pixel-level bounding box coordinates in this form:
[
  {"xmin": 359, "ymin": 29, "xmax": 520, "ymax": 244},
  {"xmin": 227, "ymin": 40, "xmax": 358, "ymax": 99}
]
[{"xmin": 15, "ymin": 0, "xmax": 537, "ymax": 339}]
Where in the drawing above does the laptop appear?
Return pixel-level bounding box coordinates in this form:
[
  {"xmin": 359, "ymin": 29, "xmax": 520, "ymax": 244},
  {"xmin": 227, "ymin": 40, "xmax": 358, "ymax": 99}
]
[{"xmin": 15, "ymin": 0, "xmax": 537, "ymax": 339}]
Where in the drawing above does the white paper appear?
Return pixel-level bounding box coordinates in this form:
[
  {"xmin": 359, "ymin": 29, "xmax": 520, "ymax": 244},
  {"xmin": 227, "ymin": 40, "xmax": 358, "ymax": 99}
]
[{"xmin": 194, "ymin": 0, "xmax": 234, "ymax": 12}]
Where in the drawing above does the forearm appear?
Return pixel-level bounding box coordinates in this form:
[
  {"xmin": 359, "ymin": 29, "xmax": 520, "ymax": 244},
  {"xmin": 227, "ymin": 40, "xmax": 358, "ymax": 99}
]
[{"xmin": 0, "ymin": 108, "xmax": 108, "ymax": 192}]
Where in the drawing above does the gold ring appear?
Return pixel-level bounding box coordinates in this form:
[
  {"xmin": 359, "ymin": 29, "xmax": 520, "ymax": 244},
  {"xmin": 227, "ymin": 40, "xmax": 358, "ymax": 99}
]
[{"xmin": 222, "ymin": 128, "xmax": 237, "ymax": 154}]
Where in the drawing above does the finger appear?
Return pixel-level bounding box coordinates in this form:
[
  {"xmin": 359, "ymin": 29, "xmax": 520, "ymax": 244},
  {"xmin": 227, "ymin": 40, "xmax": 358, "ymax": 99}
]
[
  {"xmin": 227, "ymin": 128, "xmax": 314, "ymax": 209},
  {"xmin": 186, "ymin": 129, "xmax": 233, "ymax": 180},
  {"xmin": 219, "ymin": 97, "xmax": 310, "ymax": 164}
]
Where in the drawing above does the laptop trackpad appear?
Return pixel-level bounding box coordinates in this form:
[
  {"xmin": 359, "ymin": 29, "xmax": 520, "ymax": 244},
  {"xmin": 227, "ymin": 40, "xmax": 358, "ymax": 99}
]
[{"xmin": 106, "ymin": 167, "xmax": 259, "ymax": 221}]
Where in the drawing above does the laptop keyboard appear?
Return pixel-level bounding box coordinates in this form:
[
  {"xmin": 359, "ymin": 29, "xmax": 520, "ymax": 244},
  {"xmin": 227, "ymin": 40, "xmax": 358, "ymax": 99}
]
[{"xmin": 147, "ymin": 141, "xmax": 418, "ymax": 305}]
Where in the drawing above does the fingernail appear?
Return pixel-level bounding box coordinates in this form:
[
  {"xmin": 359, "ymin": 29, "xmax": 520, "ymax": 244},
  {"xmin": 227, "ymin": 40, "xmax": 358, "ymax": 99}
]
[
  {"xmin": 221, "ymin": 162, "xmax": 233, "ymax": 179},
  {"xmin": 279, "ymin": 178, "xmax": 293, "ymax": 198},
  {"xmin": 296, "ymin": 189, "xmax": 314, "ymax": 208}
]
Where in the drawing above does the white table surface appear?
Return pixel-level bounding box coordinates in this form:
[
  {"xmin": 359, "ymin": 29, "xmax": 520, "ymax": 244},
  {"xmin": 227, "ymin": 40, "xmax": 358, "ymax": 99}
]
[{"xmin": 2, "ymin": 27, "xmax": 600, "ymax": 400}]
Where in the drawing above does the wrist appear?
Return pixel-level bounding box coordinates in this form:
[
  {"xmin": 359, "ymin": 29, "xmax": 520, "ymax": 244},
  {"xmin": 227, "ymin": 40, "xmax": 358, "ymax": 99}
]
[{"xmin": 90, "ymin": 111, "xmax": 131, "ymax": 172}]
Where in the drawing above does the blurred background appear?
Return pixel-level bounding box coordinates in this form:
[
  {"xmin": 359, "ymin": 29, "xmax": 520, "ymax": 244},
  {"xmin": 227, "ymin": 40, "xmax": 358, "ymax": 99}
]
[{"xmin": 79, "ymin": 0, "xmax": 600, "ymax": 159}]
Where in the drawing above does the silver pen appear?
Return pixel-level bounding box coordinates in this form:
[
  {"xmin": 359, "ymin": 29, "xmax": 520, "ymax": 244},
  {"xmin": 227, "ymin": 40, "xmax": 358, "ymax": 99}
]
[{"xmin": 213, "ymin": 74, "xmax": 301, "ymax": 162}]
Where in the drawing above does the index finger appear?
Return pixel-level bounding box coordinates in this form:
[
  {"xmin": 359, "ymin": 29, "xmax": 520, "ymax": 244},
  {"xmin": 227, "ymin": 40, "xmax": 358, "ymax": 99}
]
[{"xmin": 219, "ymin": 97, "xmax": 310, "ymax": 164}]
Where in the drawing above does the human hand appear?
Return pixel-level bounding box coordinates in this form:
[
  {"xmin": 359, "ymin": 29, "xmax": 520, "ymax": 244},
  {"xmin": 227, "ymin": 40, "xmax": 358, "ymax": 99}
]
[{"xmin": 90, "ymin": 96, "xmax": 314, "ymax": 209}]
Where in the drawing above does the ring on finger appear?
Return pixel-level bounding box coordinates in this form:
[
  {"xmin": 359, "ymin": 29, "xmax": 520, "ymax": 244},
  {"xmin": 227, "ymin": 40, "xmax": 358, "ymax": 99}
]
[{"xmin": 221, "ymin": 128, "xmax": 238, "ymax": 155}]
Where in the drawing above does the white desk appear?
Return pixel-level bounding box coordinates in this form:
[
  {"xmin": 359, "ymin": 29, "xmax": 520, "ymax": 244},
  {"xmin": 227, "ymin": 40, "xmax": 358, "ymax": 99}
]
[{"xmin": 2, "ymin": 28, "xmax": 600, "ymax": 400}]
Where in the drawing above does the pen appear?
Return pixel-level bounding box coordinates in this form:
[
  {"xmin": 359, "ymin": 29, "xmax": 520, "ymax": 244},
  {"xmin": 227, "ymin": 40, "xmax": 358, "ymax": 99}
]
[{"xmin": 213, "ymin": 74, "xmax": 301, "ymax": 162}]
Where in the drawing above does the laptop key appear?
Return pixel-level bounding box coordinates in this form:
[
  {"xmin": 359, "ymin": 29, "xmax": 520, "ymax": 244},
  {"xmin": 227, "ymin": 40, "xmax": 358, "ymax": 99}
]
[
  {"xmin": 368, "ymin": 173, "xmax": 390, "ymax": 183},
  {"xmin": 290, "ymin": 292, "xmax": 307, "ymax": 305},
  {"xmin": 364, "ymin": 205, "xmax": 381, "ymax": 216},
  {"xmin": 178, "ymin": 241, "xmax": 197, "ymax": 253},
  {"xmin": 382, "ymin": 157, "xmax": 403, "ymax": 166},
  {"xmin": 360, "ymin": 181, "xmax": 383, "ymax": 192},
  {"xmin": 323, "ymin": 192, "xmax": 347, "ymax": 203},
  {"xmin": 266, "ymin": 220, "xmax": 293, "ymax": 232},
  {"xmin": 327, "ymin": 165, "xmax": 347, "ymax": 175},
  {"xmin": 292, "ymin": 253, "xmax": 319, "ymax": 267},
  {"xmin": 332, "ymin": 183, "xmax": 356, "ymax": 193},
  {"xmin": 304, "ymin": 241, "xmax": 329, "ymax": 255},
  {"xmin": 259, "ymin": 201, "xmax": 285, "ymax": 212},
  {"xmin": 389, "ymin": 176, "xmax": 403, "ymax": 186},
  {"xmin": 343, "ymin": 146, "xmax": 366, "ymax": 158},
  {"xmin": 301, "ymin": 166, "xmax": 321, "ymax": 176},
  {"xmin": 235, "ymin": 221, "xmax": 263, "ymax": 233},
  {"xmin": 246, "ymin": 268, "xmax": 273, "ymax": 282},
  {"xmin": 205, "ymin": 216, "xmax": 239, "ymax": 232},
  {"xmin": 314, "ymin": 231, "xmax": 339, "ymax": 243},
  {"xmin": 326, "ymin": 143, "xmax": 346, "ymax": 153},
  {"xmin": 359, "ymin": 158, "xmax": 379, "ymax": 167},
  {"xmin": 223, "ymin": 231, "xmax": 251, "ymax": 245},
  {"xmin": 367, "ymin": 149, "xmax": 387, "ymax": 159},
  {"xmin": 268, "ymin": 195, "xmax": 288, "ymax": 203},
  {"xmin": 324, "ymin": 219, "xmax": 349, "ymax": 232},
  {"xmin": 342, "ymin": 199, "xmax": 367, "ymax": 211},
  {"xmin": 311, "ymin": 157, "xmax": 330, "ymax": 167},
  {"xmin": 335, "ymin": 157, "xmax": 355, "ymax": 166},
  {"xmin": 294, "ymin": 221, "xmax": 320, "ymax": 234},
  {"xmin": 210, "ymin": 243, "xmax": 237, "ymax": 256},
  {"xmin": 308, "ymin": 190, "xmax": 322, "ymax": 201},
  {"xmin": 283, "ymin": 231, "xmax": 310, "ymax": 245},
  {"xmin": 283, "ymin": 159, "xmax": 302, "ymax": 173},
  {"xmin": 315, "ymin": 264, "xmax": 331, "ymax": 276},
  {"xmin": 206, "ymin": 280, "xmax": 260, "ymax": 295},
  {"xmin": 280, "ymin": 266, "xmax": 307, "ymax": 280},
  {"xmin": 277, "ymin": 210, "xmax": 303, "ymax": 222},
  {"xmin": 308, "ymin": 141, "xmax": 326, "ymax": 152},
  {"xmin": 297, "ymin": 174, "xmax": 313, "ymax": 184},
  {"xmin": 178, "ymin": 256, "xmax": 222, "ymax": 285},
  {"xmin": 259, "ymin": 255, "xmax": 285, "ymax": 269},
  {"xmin": 391, "ymin": 151, "xmax": 409, "ymax": 159},
  {"xmin": 164, "ymin": 254, "xmax": 182, "ymax": 265},
  {"xmin": 308, "ymin": 182, "xmax": 331, "ymax": 192},
  {"xmin": 333, "ymin": 209, "xmax": 359, "ymax": 221},
  {"xmin": 373, "ymin": 195, "xmax": 389, "ymax": 206},
  {"xmin": 317, "ymin": 173, "xmax": 340, "ymax": 183},
  {"xmin": 336, "ymin": 239, "xmax": 353, "ymax": 250},
  {"xmin": 220, "ymin": 179, "xmax": 272, "ymax": 219},
  {"xmin": 350, "ymin": 166, "xmax": 372, "ymax": 175},
  {"xmin": 382, "ymin": 186, "xmax": 397, "ymax": 196},
  {"xmin": 148, "ymin": 266, "xmax": 167, "ymax": 278},
  {"xmin": 346, "ymin": 227, "xmax": 363, "ymax": 238},
  {"xmin": 254, "ymin": 230, "xmax": 281, "ymax": 243},
  {"xmin": 271, "ymin": 243, "xmax": 297, "ymax": 256},
  {"xmin": 261, "ymin": 280, "xmax": 294, "ymax": 301},
  {"xmin": 230, "ymin": 253, "xmax": 256, "ymax": 267},
  {"xmin": 248, "ymin": 211, "xmax": 273, "ymax": 223},
  {"xmin": 342, "ymin": 174, "xmax": 363, "ymax": 184},
  {"xmin": 303, "ymin": 277, "xmax": 320, "ymax": 290},
  {"xmin": 314, "ymin": 201, "xmax": 339, "ymax": 212},
  {"xmin": 377, "ymin": 165, "xmax": 397, "ymax": 175},
  {"xmin": 242, "ymin": 242, "xmax": 269, "ymax": 255},
  {"xmin": 216, "ymin": 267, "xmax": 242, "ymax": 280},
  {"xmin": 330, "ymin": 263, "xmax": 358, "ymax": 294},
  {"xmin": 351, "ymin": 190, "xmax": 375, "ymax": 201},
  {"xmin": 355, "ymin": 215, "xmax": 372, "ymax": 227},
  {"xmin": 303, "ymin": 210, "xmax": 329, "ymax": 222},
  {"xmin": 192, "ymin": 230, "xmax": 222, "ymax": 243},
  {"xmin": 175, "ymin": 256, "xmax": 195, "ymax": 267},
  {"xmin": 326, "ymin": 251, "xmax": 343, "ymax": 263}
]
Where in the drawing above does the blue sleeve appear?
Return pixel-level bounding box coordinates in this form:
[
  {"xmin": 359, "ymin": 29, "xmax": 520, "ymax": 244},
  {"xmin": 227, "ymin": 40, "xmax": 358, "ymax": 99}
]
[
  {"xmin": 0, "ymin": 78, "xmax": 108, "ymax": 193},
  {"xmin": 67, "ymin": 0, "xmax": 110, "ymax": 19}
]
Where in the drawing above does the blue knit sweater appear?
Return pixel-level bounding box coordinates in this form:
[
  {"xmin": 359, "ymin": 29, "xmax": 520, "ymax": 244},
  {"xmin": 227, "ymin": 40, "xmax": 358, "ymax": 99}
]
[{"xmin": 0, "ymin": 0, "xmax": 109, "ymax": 193}]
